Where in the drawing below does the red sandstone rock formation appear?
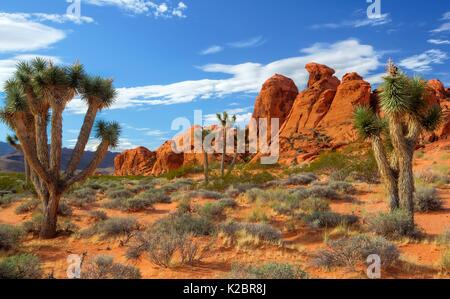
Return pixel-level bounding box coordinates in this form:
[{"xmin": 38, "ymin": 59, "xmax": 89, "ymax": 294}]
[{"xmin": 114, "ymin": 147, "xmax": 156, "ymax": 176}]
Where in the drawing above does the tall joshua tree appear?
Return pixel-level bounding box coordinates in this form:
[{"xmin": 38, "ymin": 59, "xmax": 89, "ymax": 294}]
[
  {"xmin": 354, "ymin": 60, "xmax": 442, "ymax": 225},
  {"xmin": 216, "ymin": 112, "xmax": 236, "ymax": 178},
  {"xmin": 200, "ymin": 127, "xmax": 211, "ymax": 185},
  {"xmin": 6, "ymin": 134, "xmax": 31, "ymax": 184},
  {"xmin": 0, "ymin": 58, "xmax": 121, "ymax": 239}
]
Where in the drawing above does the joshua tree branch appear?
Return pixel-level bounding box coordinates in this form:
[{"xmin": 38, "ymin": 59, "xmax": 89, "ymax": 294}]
[{"xmin": 64, "ymin": 104, "xmax": 99, "ymax": 179}]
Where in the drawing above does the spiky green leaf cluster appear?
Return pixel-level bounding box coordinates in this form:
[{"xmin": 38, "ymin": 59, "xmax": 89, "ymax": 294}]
[
  {"xmin": 379, "ymin": 73, "xmax": 412, "ymax": 114},
  {"xmin": 353, "ymin": 106, "xmax": 386, "ymax": 139},
  {"xmin": 79, "ymin": 76, "xmax": 117, "ymax": 109},
  {"xmin": 95, "ymin": 120, "xmax": 121, "ymax": 148},
  {"xmin": 420, "ymin": 104, "xmax": 443, "ymax": 132}
]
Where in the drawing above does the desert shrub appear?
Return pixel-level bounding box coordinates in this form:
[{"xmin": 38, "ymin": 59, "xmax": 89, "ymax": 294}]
[
  {"xmin": 441, "ymin": 248, "xmax": 450, "ymax": 273},
  {"xmin": 206, "ymin": 171, "xmax": 274, "ymax": 191},
  {"xmin": 305, "ymin": 185, "xmax": 339, "ymax": 200},
  {"xmin": 267, "ymin": 173, "xmax": 317, "ymax": 187},
  {"xmin": 219, "ymin": 222, "xmax": 281, "ymax": 243},
  {"xmin": 81, "ymin": 217, "xmax": 139, "ymax": 240},
  {"xmin": 414, "ymin": 186, "xmax": 442, "ymax": 212},
  {"xmin": 302, "ymin": 149, "xmax": 378, "ymax": 183},
  {"xmin": 82, "ymin": 255, "xmax": 141, "ymax": 279},
  {"xmin": 0, "ymin": 173, "xmax": 30, "ymax": 194},
  {"xmin": 127, "ymin": 227, "xmax": 208, "ymax": 267},
  {"xmin": 126, "ymin": 229, "xmax": 180, "ymax": 267},
  {"xmin": 225, "ymin": 183, "xmax": 256, "ymax": 197},
  {"xmin": 88, "ymin": 210, "xmax": 109, "ymax": 221},
  {"xmin": 0, "ymin": 254, "xmax": 42, "ymax": 279},
  {"xmin": 314, "ymin": 234, "xmax": 399, "ymax": 268},
  {"xmin": 162, "ymin": 165, "xmax": 203, "ymax": 180},
  {"xmin": 416, "ymin": 170, "xmax": 450, "ymax": 185},
  {"xmin": 155, "ymin": 213, "xmax": 215, "ymax": 236},
  {"xmin": 106, "ymin": 188, "xmax": 134, "ymax": 200},
  {"xmin": 15, "ymin": 198, "xmax": 40, "ymax": 214},
  {"xmin": 0, "ymin": 224, "xmax": 23, "ymax": 250},
  {"xmin": 299, "ymin": 197, "xmax": 330, "ymax": 213},
  {"xmin": 137, "ymin": 189, "xmax": 171, "ymax": 204},
  {"xmin": 303, "ymin": 211, "xmax": 358, "ymax": 229},
  {"xmin": 159, "ymin": 178, "xmax": 194, "ymax": 192},
  {"xmin": 57, "ymin": 201, "xmax": 73, "ymax": 216},
  {"xmin": 193, "ymin": 190, "xmax": 223, "ymax": 199},
  {"xmin": 105, "ymin": 195, "xmax": 154, "ymax": 212},
  {"xmin": 218, "ymin": 198, "xmax": 237, "ymax": 208},
  {"xmin": 0, "ymin": 193, "xmax": 18, "ymax": 207},
  {"xmin": 328, "ymin": 181, "xmax": 357, "ymax": 195},
  {"xmin": 244, "ymin": 188, "xmax": 293, "ymax": 203},
  {"xmin": 199, "ymin": 202, "xmax": 226, "ymax": 220},
  {"xmin": 227, "ymin": 262, "xmax": 308, "ymax": 279},
  {"xmin": 67, "ymin": 187, "xmax": 97, "ymax": 207},
  {"xmin": 368, "ymin": 210, "xmax": 421, "ymax": 239},
  {"xmin": 247, "ymin": 208, "xmax": 269, "ymax": 223},
  {"xmin": 22, "ymin": 214, "xmax": 44, "ymax": 235},
  {"xmin": 58, "ymin": 219, "xmax": 79, "ymax": 235}
]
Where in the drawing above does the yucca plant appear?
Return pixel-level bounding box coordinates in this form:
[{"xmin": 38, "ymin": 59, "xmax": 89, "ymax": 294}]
[
  {"xmin": 0, "ymin": 58, "xmax": 121, "ymax": 239},
  {"xmin": 216, "ymin": 112, "xmax": 237, "ymax": 178},
  {"xmin": 354, "ymin": 59, "xmax": 442, "ymax": 226}
]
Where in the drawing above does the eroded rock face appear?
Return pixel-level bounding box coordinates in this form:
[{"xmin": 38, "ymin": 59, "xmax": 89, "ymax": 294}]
[
  {"xmin": 252, "ymin": 74, "xmax": 299, "ymax": 133},
  {"xmin": 318, "ymin": 72, "xmax": 372, "ymax": 145},
  {"xmin": 151, "ymin": 141, "xmax": 184, "ymax": 176},
  {"xmin": 114, "ymin": 147, "xmax": 156, "ymax": 176},
  {"xmin": 426, "ymin": 79, "xmax": 446, "ymax": 106}
]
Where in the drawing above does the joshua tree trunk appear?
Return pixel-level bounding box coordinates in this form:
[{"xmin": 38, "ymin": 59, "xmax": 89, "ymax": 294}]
[
  {"xmin": 388, "ymin": 117, "xmax": 415, "ymax": 224},
  {"xmin": 371, "ymin": 135, "xmax": 399, "ymax": 210},
  {"xmin": 220, "ymin": 127, "xmax": 226, "ymax": 178},
  {"xmin": 203, "ymin": 151, "xmax": 209, "ymax": 184},
  {"xmin": 50, "ymin": 107, "xmax": 64, "ymax": 176},
  {"xmin": 40, "ymin": 191, "xmax": 61, "ymax": 239},
  {"xmin": 24, "ymin": 160, "xmax": 30, "ymax": 184}
]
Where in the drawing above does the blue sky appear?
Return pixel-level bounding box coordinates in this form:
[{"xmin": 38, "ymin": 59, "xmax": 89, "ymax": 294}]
[{"xmin": 0, "ymin": 0, "xmax": 449, "ymax": 151}]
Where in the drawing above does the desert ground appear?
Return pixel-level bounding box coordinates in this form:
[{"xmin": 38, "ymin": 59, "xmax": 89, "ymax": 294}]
[{"xmin": 1, "ymin": 140, "xmax": 449, "ymax": 279}]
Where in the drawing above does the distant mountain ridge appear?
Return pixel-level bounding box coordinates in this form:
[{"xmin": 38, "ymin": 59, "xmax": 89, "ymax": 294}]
[{"xmin": 0, "ymin": 141, "xmax": 118, "ymax": 174}]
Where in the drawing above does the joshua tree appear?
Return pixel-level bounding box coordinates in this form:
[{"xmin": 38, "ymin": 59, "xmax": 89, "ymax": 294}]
[
  {"xmin": 199, "ymin": 127, "xmax": 211, "ymax": 185},
  {"xmin": 354, "ymin": 60, "xmax": 442, "ymax": 225},
  {"xmin": 216, "ymin": 112, "xmax": 236, "ymax": 178},
  {"xmin": 6, "ymin": 134, "xmax": 31, "ymax": 184},
  {"xmin": 0, "ymin": 58, "xmax": 121, "ymax": 239}
]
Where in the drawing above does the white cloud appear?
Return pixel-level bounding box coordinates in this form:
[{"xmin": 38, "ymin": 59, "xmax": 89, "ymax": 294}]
[
  {"xmin": 431, "ymin": 22, "xmax": 450, "ymax": 33},
  {"xmin": 428, "ymin": 39, "xmax": 450, "ymax": 45},
  {"xmin": 66, "ymin": 136, "xmax": 138, "ymax": 151},
  {"xmin": 200, "ymin": 45, "xmax": 223, "ymax": 55},
  {"xmin": 311, "ymin": 13, "xmax": 391, "ymax": 29},
  {"xmin": 399, "ymin": 49, "xmax": 448, "ymax": 72},
  {"xmin": 0, "ymin": 55, "xmax": 61, "ymax": 91},
  {"xmin": 67, "ymin": 39, "xmax": 383, "ymax": 114},
  {"xmin": 228, "ymin": 36, "xmax": 266, "ymax": 48},
  {"xmin": 85, "ymin": 0, "xmax": 187, "ymax": 18},
  {"xmin": 0, "ymin": 13, "xmax": 66, "ymax": 53}
]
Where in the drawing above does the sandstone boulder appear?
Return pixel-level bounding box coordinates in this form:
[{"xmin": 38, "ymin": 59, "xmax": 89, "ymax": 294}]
[
  {"xmin": 252, "ymin": 74, "xmax": 298, "ymax": 134},
  {"xmin": 114, "ymin": 147, "xmax": 156, "ymax": 176}
]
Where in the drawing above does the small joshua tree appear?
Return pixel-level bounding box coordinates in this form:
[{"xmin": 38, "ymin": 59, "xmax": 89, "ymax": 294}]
[
  {"xmin": 354, "ymin": 59, "xmax": 442, "ymax": 225},
  {"xmin": 216, "ymin": 112, "xmax": 237, "ymax": 178},
  {"xmin": 0, "ymin": 58, "xmax": 121, "ymax": 239}
]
